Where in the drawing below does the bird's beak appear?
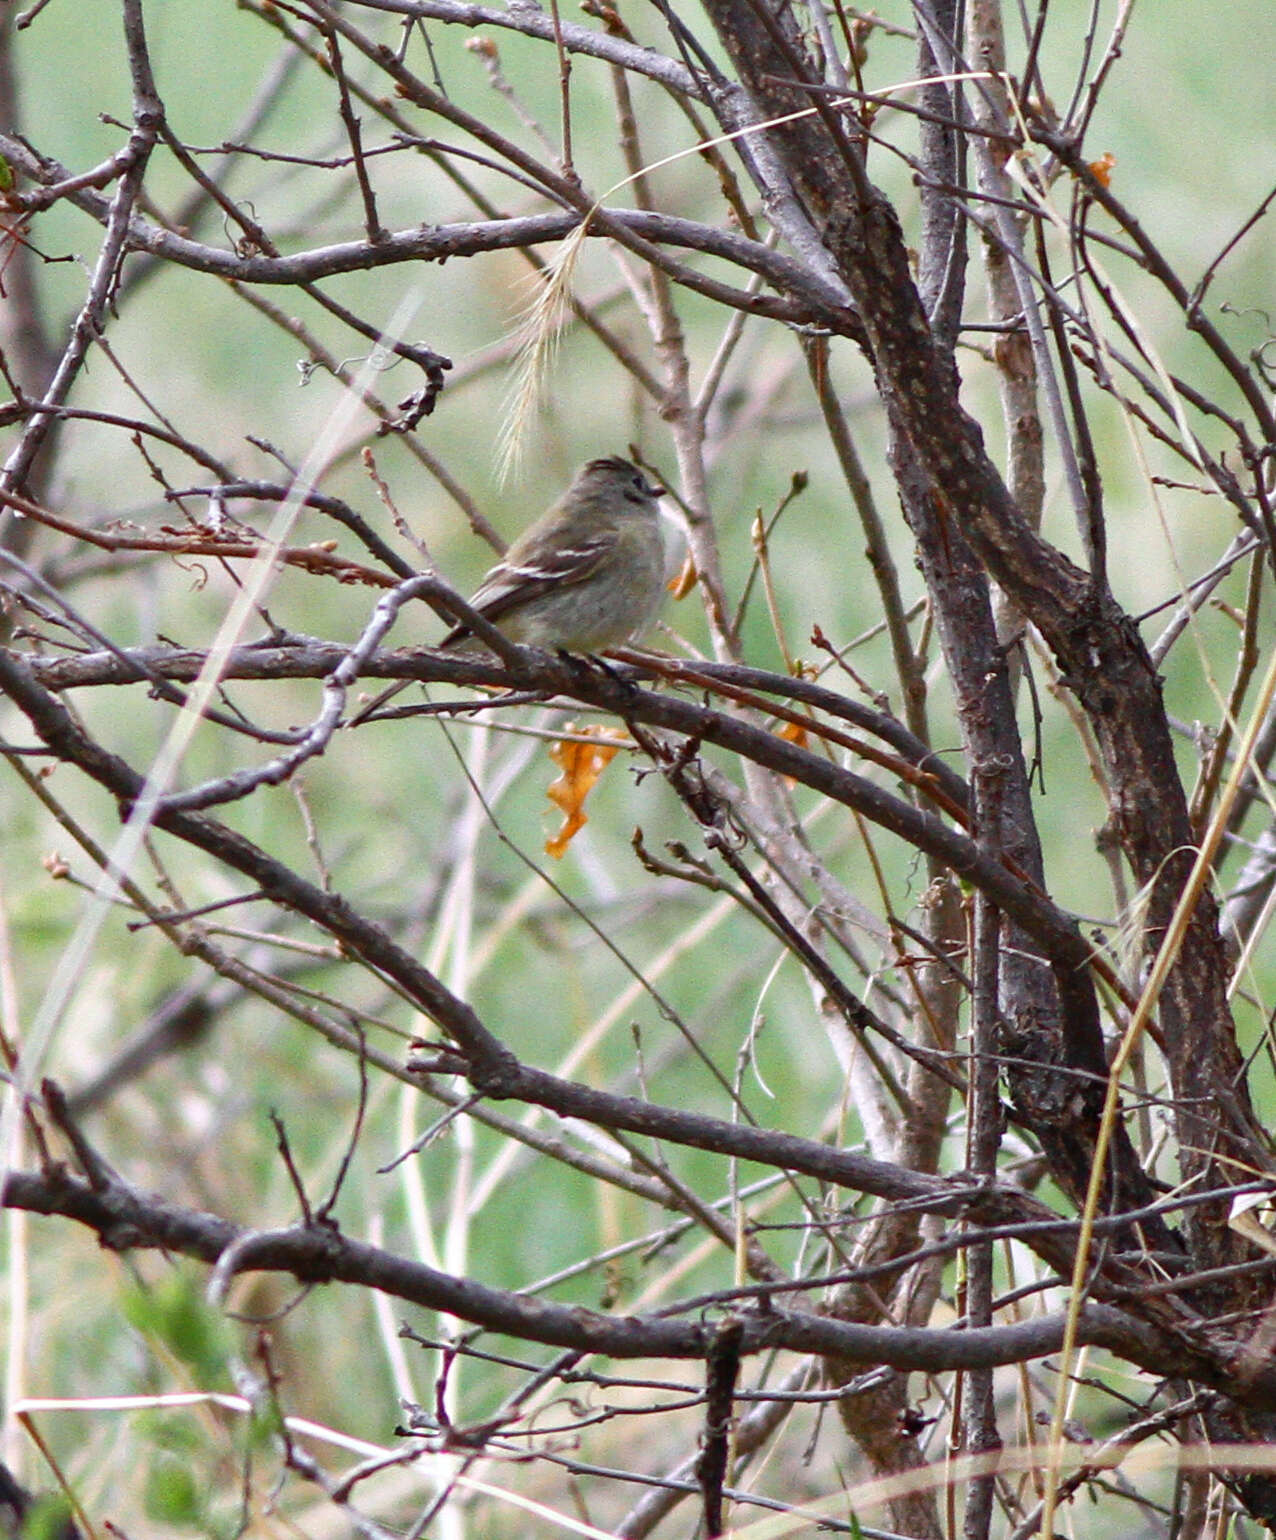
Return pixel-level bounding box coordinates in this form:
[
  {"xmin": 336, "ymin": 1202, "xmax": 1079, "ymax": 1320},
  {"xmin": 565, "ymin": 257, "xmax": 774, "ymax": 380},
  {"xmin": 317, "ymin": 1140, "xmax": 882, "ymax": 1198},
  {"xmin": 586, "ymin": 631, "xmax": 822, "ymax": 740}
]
[{"xmin": 643, "ymin": 476, "xmax": 666, "ymax": 499}]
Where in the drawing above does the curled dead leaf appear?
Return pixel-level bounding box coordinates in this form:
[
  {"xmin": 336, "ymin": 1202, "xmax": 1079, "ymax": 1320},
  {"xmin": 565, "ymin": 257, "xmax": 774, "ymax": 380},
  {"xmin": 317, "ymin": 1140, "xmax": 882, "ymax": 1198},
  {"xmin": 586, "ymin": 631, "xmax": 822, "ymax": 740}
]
[
  {"xmin": 545, "ymin": 724, "xmax": 630, "ymax": 859},
  {"xmin": 1088, "ymin": 151, "xmax": 1116, "ymax": 187},
  {"xmin": 777, "ymin": 718, "xmax": 808, "ymax": 753},
  {"xmin": 776, "ymin": 716, "xmax": 809, "ymax": 787},
  {"xmin": 669, "ymin": 552, "xmax": 697, "ymax": 600}
]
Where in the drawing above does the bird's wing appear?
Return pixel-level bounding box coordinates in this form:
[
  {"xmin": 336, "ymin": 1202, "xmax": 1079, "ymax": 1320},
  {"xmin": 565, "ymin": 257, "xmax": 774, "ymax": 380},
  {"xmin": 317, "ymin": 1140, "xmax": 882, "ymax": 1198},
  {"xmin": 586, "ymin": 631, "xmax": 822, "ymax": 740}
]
[{"xmin": 466, "ymin": 528, "xmax": 618, "ymax": 625}]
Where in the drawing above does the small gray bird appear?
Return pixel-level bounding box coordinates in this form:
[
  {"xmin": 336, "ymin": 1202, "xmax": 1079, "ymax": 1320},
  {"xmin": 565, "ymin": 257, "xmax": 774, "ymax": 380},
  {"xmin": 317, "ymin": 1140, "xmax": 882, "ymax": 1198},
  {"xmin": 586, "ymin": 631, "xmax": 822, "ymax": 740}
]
[{"xmin": 441, "ymin": 456, "xmax": 666, "ymax": 652}]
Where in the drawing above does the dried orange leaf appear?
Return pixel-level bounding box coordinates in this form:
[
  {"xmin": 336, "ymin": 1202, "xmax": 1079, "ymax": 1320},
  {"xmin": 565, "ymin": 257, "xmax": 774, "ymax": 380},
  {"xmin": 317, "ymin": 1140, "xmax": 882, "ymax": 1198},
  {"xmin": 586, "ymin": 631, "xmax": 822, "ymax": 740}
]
[
  {"xmin": 777, "ymin": 718, "xmax": 809, "ymax": 752},
  {"xmin": 545, "ymin": 724, "xmax": 629, "ymax": 858},
  {"xmin": 669, "ymin": 552, "xmax": 697, "ymax": 599},
  {"xmin": 1088, "ymin": 151, "xmax": 1116, "ymax": 187},
  {"xmin": 774, "ymin": 716, "xmax": 810, "ymax": 789}
]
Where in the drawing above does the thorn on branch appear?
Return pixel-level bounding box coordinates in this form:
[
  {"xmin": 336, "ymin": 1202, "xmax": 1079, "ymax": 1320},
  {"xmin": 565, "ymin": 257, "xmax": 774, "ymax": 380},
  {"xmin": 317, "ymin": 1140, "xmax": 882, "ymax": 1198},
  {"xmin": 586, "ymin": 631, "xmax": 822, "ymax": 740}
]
[
  {"xmin": 41, "ymin": 1078, "xmax": 116, "ymax": 1192},
  {"xmin": 270, "ymin": 1108, "xmax": 315, "ymax": 1227}
]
